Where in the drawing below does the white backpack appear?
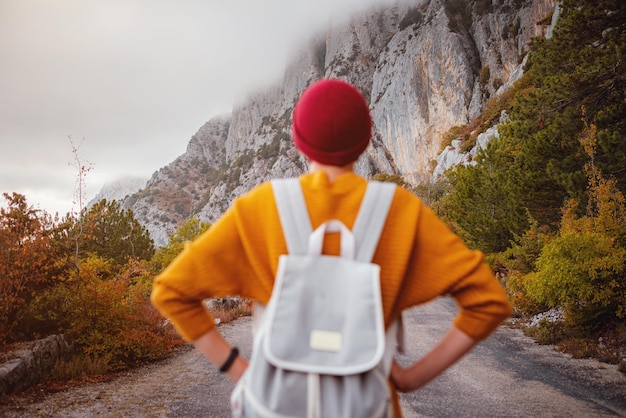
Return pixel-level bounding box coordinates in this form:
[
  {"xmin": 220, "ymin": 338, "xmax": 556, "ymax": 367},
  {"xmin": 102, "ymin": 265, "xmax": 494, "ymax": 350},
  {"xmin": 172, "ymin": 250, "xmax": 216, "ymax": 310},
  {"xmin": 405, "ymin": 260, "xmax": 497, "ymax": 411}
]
[{"xmin": 231, "ymin": 178, "xmax": 400, "ymax": 418}]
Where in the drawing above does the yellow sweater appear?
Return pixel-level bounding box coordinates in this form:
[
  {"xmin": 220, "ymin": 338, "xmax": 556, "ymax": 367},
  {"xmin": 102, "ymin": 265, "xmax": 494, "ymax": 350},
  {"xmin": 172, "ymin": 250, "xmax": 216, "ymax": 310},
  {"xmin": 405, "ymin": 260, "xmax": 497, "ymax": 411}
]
[
  {"xmin": 152, "ymin": 171, "xmax": 511, "ymax": 342},
  {"xmin": 152, "ymin": 171, "xmax": 512, "ymax": 417}
]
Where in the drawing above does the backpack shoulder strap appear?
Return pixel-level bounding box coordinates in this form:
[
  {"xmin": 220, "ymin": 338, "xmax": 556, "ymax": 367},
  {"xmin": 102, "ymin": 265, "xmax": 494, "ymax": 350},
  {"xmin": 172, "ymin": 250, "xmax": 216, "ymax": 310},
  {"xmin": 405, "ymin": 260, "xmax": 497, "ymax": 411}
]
[
  {"xmin": 271, "ymin": 178, "xmax": 312, "ymax": 255},
  {"xmin": 353, "ymin": 181, "xmax": 396, "ymax": 262},
  {"xmin": 272, "ymin": 178, "xmax": 396, "ymax": 260}
]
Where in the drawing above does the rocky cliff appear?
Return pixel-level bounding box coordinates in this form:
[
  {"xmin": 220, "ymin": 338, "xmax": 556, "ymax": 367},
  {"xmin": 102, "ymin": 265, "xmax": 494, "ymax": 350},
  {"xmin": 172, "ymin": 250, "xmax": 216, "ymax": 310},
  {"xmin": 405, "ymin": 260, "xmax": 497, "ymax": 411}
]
[
  {"xmin": 88, "ymin": 176, "xmax": 147, "ymax": 209},
  {"xmin": 123, "ymin": 0, "xmax": 557, "ymax": 246}
]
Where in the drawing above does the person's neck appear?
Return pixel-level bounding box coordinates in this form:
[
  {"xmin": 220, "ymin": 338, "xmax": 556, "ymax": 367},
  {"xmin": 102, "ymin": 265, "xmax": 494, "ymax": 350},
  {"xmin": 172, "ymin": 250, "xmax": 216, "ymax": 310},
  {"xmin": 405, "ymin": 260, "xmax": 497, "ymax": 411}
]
[{"xmin": 309, "ymin": 161, "xmax": 355, "ymax": 182}]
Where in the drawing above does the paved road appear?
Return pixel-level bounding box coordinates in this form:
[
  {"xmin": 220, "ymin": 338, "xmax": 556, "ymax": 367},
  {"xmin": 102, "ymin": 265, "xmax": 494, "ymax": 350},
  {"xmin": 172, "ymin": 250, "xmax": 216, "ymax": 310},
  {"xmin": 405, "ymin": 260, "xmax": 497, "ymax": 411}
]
[
  {"xmin": 179, "ymin": 298, "xmax": 626, "ymax": 418},
  {"xmin": 3, "ymin": 298, "xmax": 625, "ymax": 417},
  {"xmin": 173, "ymin": 299, "xmax": 626, "ymax": 418},
  {"xmin": 396, "ymin": 298, "xmax": 626, "ymax": 418}
]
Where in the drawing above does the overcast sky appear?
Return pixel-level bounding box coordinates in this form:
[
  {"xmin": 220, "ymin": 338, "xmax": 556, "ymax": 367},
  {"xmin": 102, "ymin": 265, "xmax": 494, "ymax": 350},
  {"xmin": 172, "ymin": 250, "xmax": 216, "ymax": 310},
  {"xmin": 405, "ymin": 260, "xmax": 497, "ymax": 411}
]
[{"xmin": 0, "ymin": 0, "xmax": 394, "ymax": 216}]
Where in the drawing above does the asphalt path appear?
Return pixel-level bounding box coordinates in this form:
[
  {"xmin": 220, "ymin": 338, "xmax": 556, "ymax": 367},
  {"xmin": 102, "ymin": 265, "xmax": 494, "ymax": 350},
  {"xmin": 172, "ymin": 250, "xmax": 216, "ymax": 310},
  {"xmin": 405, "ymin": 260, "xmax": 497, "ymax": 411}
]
[
  {"xmin": 3, "ymin": 298, "xmax": 625, "ymax": 417},
  {"xmin": 396, "ymin": 298, "xmax": 626, "ymax": 418},
  {"xmin": 166, "ymin": 298, "xmax": 626, "ymax": 417}
]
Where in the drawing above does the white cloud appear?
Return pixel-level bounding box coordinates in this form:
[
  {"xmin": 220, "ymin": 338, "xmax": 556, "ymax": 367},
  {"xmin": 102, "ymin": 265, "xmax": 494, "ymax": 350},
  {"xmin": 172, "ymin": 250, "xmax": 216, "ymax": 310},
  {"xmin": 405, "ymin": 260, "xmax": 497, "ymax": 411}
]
[{"xmin": 0, "ymin": 0, "xmax": 395, "ymax": 215}]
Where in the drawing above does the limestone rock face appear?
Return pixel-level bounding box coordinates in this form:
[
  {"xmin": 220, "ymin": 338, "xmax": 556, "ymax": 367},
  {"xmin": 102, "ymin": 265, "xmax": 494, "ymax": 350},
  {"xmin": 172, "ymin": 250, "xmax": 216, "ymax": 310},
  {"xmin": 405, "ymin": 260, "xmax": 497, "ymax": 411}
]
[
  {"xmin": 124, "ymin": 116, "xmax": 230, "ymax": 245},
  {"xmin": 433, "ymin": 111, "xmax": 508, "ymax": 180},
  {"xmin": 88, "ymin": 176, "xmax": 147, "ymax": 209},
  {"xmin": 122, "ymin": 0, "xmax": 557, "ymax": 246}
]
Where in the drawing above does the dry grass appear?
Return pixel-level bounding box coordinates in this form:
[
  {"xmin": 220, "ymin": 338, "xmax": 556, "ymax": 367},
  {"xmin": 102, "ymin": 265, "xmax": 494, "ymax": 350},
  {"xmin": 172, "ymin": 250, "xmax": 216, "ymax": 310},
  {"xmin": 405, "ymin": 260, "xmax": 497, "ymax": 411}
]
[
  {"xmin": 207, "ymin": 298, "xmax": 254, "ymax": 324},
  {"xmin": 522, "ymin": 319, "xmax": 626, "ymax": 368},
  {"xmin": 46, "ymin": 354, "xmax": 111, "ymax": 383}
]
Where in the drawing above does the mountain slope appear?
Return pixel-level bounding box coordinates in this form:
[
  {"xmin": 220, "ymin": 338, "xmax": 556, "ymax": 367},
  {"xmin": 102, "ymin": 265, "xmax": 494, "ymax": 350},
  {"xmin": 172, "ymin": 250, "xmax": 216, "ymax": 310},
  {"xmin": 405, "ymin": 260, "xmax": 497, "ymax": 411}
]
[{"xmin": 124, "ymin": 0, "xmax": 557, "ymax": 246}]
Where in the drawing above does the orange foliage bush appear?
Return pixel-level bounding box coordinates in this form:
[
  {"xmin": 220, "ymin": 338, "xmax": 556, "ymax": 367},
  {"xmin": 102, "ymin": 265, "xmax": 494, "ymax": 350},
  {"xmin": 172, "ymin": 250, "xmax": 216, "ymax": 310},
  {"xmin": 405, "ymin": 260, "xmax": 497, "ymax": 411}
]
[
  {"xmin": 0, "ymin": 193, "xmax": 60, "ymax": 344},
  {"xmin": 40, "ymin": 256, "xmax": 183, "ymax": 371},
  {"xmin": 0, "ymin": 193, "xmax": 182, "ymax": 378}
]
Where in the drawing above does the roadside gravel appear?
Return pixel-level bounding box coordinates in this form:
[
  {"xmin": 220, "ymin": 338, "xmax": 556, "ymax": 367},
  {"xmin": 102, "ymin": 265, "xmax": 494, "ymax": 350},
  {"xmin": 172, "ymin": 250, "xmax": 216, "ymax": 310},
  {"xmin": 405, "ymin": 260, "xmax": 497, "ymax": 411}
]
[
  {"xmin": 0, "ymin": 318, "xmax": 249, "ymax": 418},
  {"xmin": 0, "ymin": 316, "xmax": 417, "ymax": 418}
]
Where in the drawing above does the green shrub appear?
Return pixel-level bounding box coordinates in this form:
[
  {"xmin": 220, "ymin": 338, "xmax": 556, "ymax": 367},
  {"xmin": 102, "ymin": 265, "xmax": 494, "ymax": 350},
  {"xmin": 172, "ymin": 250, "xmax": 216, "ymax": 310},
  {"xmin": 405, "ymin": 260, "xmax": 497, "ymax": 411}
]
[
  {"xmin": 151, "ymin": 218, "xmax": 211, "ymax": 272},
  {"xmin": 524, "ymin": 320, "xmax": 566, "ymax": 345},
  {"xmin": 371, "ymin": 173, "xmax": 412, "ymax": 190},
  {"xmin": 524, "ymin": 231, "xmax": 626, "ymax": 326}
]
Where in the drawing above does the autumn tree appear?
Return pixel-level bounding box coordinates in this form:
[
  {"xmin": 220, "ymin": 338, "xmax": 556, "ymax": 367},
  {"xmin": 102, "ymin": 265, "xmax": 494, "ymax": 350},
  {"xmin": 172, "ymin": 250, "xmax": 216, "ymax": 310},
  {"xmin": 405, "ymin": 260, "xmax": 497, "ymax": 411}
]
[
  {"xmin": 0, "ymin": 193, "xmax": 58, "ymax": 343},
  {"xmin": 0, "ymin": 145, "xmax": 178, "ymax": 370},
  {"xmin": 34, "ymin": 255, "xmax": 180, "ymax": 370},
  {"xmin": 523, "ymin": 122, "xmax": 626, "ymax": 329}
]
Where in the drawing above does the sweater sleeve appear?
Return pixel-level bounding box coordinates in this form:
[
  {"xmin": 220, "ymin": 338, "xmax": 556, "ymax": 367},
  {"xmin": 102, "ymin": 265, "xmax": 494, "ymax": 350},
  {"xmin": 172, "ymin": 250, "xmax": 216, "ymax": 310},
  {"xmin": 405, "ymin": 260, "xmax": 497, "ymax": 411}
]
[
  {"xmin": 403, "ymin": 202, "xmax": 513, "ymax": 341},
  {"xmin": 150, "ymin": 206, "xmax": 256, "ymax": 342}
]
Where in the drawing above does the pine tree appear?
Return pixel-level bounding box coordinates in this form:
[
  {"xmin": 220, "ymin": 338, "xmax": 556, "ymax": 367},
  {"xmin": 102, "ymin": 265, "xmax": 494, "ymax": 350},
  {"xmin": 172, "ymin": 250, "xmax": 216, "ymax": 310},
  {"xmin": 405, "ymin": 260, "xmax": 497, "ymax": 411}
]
[
  {"xmin": 441, "ymin": 137, "xmax": 530, "ymax": 253},
  {"xmin": 437, "ymin": 0, "xmax": 625, "ymax": 259},
  {"xmin": 496, "ymin": 0, "xmax": 626, "ymax": 227},
  {"xmin": 79, "ymin": 199, "xmax": 154, "ymax": 265}
]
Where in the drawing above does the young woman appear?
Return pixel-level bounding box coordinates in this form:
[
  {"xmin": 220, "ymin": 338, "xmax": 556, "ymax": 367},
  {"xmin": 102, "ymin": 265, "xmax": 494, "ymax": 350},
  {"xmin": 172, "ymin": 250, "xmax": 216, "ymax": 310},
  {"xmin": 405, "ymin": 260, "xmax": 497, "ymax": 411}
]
[{"xmin": 151, "ymin": 79, "xmax": 512, "ymax": 417}]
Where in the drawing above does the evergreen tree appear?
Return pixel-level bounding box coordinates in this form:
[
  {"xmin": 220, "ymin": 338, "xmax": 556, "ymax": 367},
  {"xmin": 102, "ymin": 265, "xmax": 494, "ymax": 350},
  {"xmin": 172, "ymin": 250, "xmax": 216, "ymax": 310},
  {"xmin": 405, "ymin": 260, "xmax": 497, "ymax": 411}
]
[
  {"xmin": 498, "ymin": 0, "xmax": 626, "ymax": 226},
  {"xmin": 79, "ymin": 199, "xmax": 154, "ymax": 265},
  {"xmin": 518, "ymin": 122, "xmax": 626, "ymax": 329},
  {"xmin": 441, "ymin": 138, "xmax": 529, "ymax": 253},
  {"xmin": 445, "ymin": 0, "xmax": 626, "ymax": 250}
]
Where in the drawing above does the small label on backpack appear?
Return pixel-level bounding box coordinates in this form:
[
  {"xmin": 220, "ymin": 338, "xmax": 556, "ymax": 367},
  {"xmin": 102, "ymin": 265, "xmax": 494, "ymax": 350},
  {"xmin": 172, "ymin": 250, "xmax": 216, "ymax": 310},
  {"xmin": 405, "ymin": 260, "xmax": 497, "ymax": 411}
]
[{"xmin": 310, "ymin": 330, "xmax": 342, "ymax": 352}]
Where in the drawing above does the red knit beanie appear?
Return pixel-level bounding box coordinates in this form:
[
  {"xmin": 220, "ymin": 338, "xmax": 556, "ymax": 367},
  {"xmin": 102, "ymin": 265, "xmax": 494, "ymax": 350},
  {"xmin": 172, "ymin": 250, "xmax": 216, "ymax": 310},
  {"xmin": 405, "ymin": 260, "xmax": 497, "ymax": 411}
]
[{"xmin": 292, "ymin": 79, "xmax": 372, "ymax": 166}]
